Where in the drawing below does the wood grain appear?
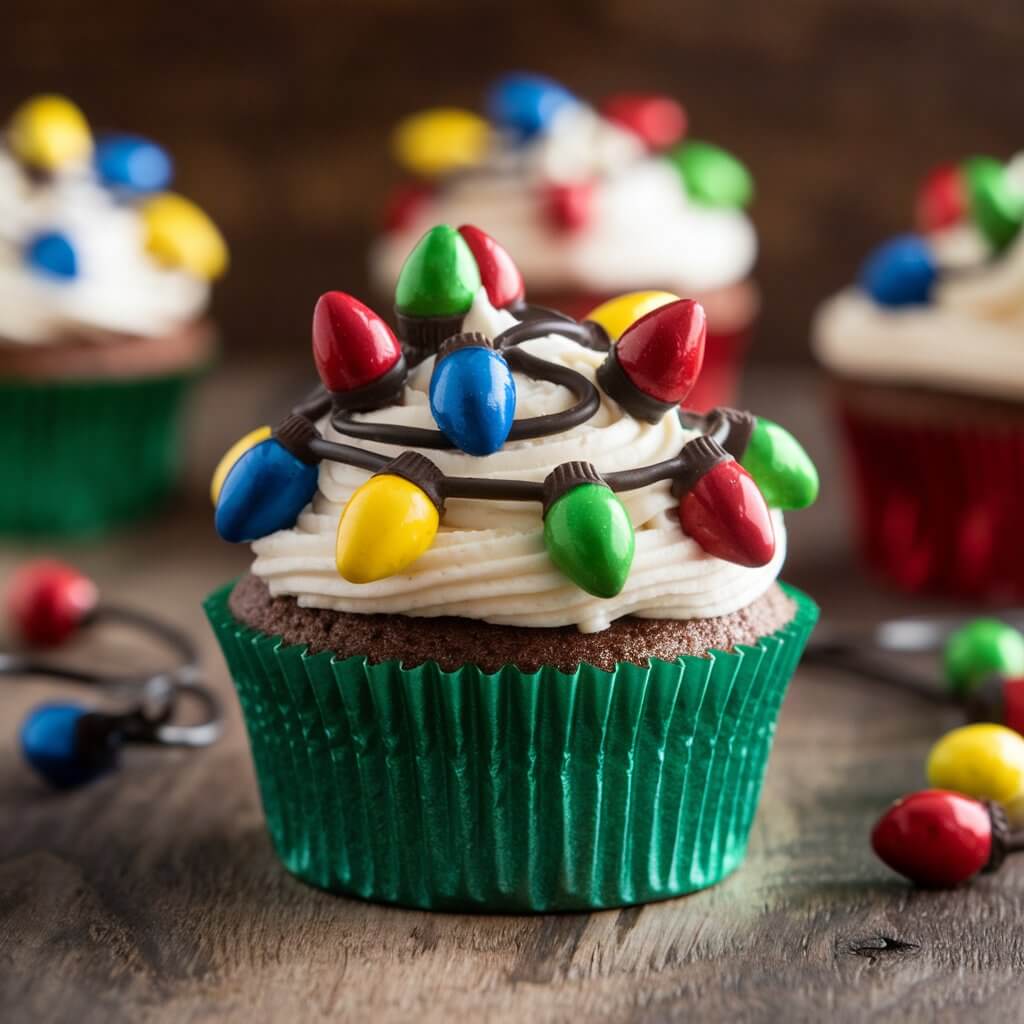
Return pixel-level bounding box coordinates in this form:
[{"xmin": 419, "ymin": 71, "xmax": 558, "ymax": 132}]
[{"xmin": 1, "ymin": 366, "xmax": 1021, "ymax": 1022}]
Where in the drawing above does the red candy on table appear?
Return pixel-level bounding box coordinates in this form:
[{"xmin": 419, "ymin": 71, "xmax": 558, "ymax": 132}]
[
  {"xmin": 600, "ymin": 93, "xmax": 687, "ymax": 151},
  {"xmin": 312, "ymin": 292, "xmax": 403, "ymax": 393},
  {"xmin": 6, "ymin": 560, "xmax": 98, "ymax": 647},
  {"xmin": 871, "ymin": 789, "xmax": 996, "ymax": 888},
  {"xmin": 542, "ymin": 182, "xmax": 594, "ymax": 233},
  {"xmin": 915, "ymin": 163, "xmax": 967, "ymax": 234},
  {"xmin": 457, "ymin": 224, "xmax": 525, "ymax": 309}
]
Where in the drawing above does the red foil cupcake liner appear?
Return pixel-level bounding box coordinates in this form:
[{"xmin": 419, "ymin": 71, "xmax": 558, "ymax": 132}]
[{"xmin": 838, "ymin": 400, "xmax": 1024, "ymax": 599}]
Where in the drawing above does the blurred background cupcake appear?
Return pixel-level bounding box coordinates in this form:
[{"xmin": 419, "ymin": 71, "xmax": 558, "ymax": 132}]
[
  {"xmin": 0, "ymin": 94, "xmax": 227, "ymax": 537},
  {"xmin": 813, "ymin": 153, "xmax": 1024, "ymax": 599},
  {"xmin": 370, "ymin": 73, "xmax": 758, "ymax": 411}
]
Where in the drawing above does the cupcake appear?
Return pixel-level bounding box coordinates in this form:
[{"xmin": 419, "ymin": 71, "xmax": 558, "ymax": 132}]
[
  {"xmin": 814, "ymin": 154, "xmax": 1024, "ymax": 599},
  {"xmin": 0, "ymin": 95, "xmax": 227, "ymax": 536},
  {"xmin": 207, "ymin": 226, "xmax": 818, "ymax": 911},
  {"xmin": 370, "ymin": 73, "xmax": 758, "ymax": 411}
]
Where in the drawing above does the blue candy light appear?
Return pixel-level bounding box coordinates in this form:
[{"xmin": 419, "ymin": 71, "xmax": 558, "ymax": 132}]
[
  {"xmin": 860, "ymin": 235, "xmax": 937, "ymax": 307},
  {"xmin": 24, "ymin": 230, "xmax": 78, "ymax": 280},
  {"xmin": 215, "ymin": 438, "xmax": 319, "ymax": 543},
  {"xmin": 20, "ymin": 703, "xmax": 115, "ymax": 789},
  {"xmin": 485, "ymin": 73, "xmax": 578, "ymax": 140},
  {"xmin": 429, "ymin": 345, "xmax": 517, "ymax": 456},
  {"xmin": 95, "ymin": 134, "xmax": 173, "ymax": 194}
]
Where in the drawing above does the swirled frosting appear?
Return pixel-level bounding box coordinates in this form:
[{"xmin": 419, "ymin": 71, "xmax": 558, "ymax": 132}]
[
  {"xmin": 372, "ymin": 104, "xmax": 757, "ymax": 300},
  {"xmin": 252, "ymin": 290, "xmax": 785, "ymax": 633},
  {"xmin": 0, "ymin": 151, "xmax": 209, "ymax": 344}
]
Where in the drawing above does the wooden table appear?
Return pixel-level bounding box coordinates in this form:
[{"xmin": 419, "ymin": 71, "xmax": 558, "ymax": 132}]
[{"xmin": 1, "ymin": 366, "xmax": 1019, "ymax": 1023}]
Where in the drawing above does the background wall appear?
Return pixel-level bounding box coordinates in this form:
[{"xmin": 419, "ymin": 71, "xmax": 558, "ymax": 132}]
[{"xmin": 3, "ymin": 0, "xmax": 1021, "ymax": 362}]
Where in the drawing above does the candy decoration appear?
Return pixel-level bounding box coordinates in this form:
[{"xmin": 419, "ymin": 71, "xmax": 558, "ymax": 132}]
[
  {"xmin": 871, "ymin": 789, "xmax": 1002, "ymax": 888},
  {"xmin": 214, "ymin": 418, "xmax": 320, "ymax": 543},
  {"xmin": 312, "ymin": 291, "xmax": 405, "ymax": 406},
  {"xmin": 542, "ymin": 463, "xmax": 635, "ymax": 599},
  {"xmin": 6, "ymin": 560, "xmax": 98, "ymax": 647},
  {"xmin": 668, "ymin": 140, "xmax": 753, "ymax": 209},
  {"xmin": 24, "ymin": 231, "xmax": 78, "ymax": 280},
  {"xmin": 728, "ymin": 413, "xmax": 820, "ymax": 511},
  {"xmin": 429, "ymin": 334, "xmax": 517, "ymax": 456},
  {"xmin": 966, "ymin": 675, "xmax": 1024, "ymax": 736},
  {"xmin": 485, "ymin": 73, "xmax": 578, "ymax": 140},
  {"xmin": 944, "ymin": 619, "xmax": 1024, "ymax": 696},
  {"xmin": 9, "ymin": 94, "xmax": 92, "ymax": 171},
  {"xmin": 94, "ymin": 134, "xmax": 174, "ymax": 195},
  {"xmin": 962, "ymin": 156, "xmax": 1024, "ymax": 252},
  {"xmin": 600, "ymin": 94, "xmax": 687, "ymax": 152},
  {"xmin": 597, "ymin": 299, "xmax": 706, "ymax": 422},
  {"xmin": 141, "ymin": 193, "xmax": 228, "ymax": 280},
  {"xmin": 675, "ymin": 437, "xmax": 776, "ymax": 567},
  {"xmin": 20, "ymin": 703, "xmax": 119, "ymax": 789},
  {"xmin": 381, "ymin": 181, "xmax": 435, "ymax": 235},
  {"xmin": 392, "ymin": 108, "xmax": 490, "ymax": 178},
  {"xmin": 927, "ymin": 724, "xmax": 1024, "ymax": 825},
  {"xmin": 915, "ymin": 163, "xmax": 967, "ymax": 234},
  {"xmin": 335, "ymin": 453, "xmax": 443, "ymax": 583},
  {"xmin": 584, "ymin": 291, "xmax": 679, "ymax": 343},
  {"xmin": 542, "ymin": 182, "xmax": 594, "ymax": 233},
  {"xmin": 859, "ymin": 235, "xmax": 937, "ymax": 307},
  {"xmin": 210, "ymin": 425, "xmax": 272, "ymax": 505},
  {"xmin": 457, "ymin": 224, "xmax": 525, "ymax": 309}
]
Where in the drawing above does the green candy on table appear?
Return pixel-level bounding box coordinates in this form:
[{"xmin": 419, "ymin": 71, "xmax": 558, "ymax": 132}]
[
  {"xmin": 667, "ymin": 140, "xmax": 754, "ymax": 209},
  {"xmin": 944, "ymin": 618, "xmax": 1024, "ymax": 696}
]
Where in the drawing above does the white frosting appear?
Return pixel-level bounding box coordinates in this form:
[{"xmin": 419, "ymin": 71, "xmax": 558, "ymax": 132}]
[
  {"xmin": 252, "ymin": 290, "xmax": 784, "ymax": 633},
  {"xmin": 0, "ymin": 151, "xmax": 209, "ymax": 343},
  {"xmin": 371, "ymin": 104, "xmax": 757, "ymax": 298}
]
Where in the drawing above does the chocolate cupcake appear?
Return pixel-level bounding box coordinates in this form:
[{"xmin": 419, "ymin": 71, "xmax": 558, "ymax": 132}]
[
  {"xmin": 207, "ymin": 225, "xmax": 818, "ymax": 911},
  {"xmin": 814, "ymin": 153, "xmax": 1024, "ymax": 598},
  {"xmin": 370, "ymin": 73, "xmax": 759, "ymax": 411},
  {"xmin": 0, "ymin": 94, "xmax": 227, "ymax": 536}
]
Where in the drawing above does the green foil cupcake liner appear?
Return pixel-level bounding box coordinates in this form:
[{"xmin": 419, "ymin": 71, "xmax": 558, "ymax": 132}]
[
  {"xmin": 0, "ymin": 373, "xmax": 198, "ymax": 536},
  {"xmin": 205, "ymin": 582, "xmax": 818, "ymax": 912}
]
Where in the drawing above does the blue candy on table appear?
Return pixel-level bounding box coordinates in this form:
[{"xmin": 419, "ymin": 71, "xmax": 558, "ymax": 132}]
[
  {"xmin": 94, "ymin": 134, "xmax": 173, "ymax": 195},
  {"xmin": 24, "ymin": 230, "xmax": 78, "ymax": 280},
  {"xmin": 20, "ymin": 703, "xmax": 116, "ymax": 789},
  {"xmin": 859, "ymin": 234, "xmax": 937, "ymax": 307},
  {"xmin": 485, "ymin": 73, "xmax": 578, "ymax": 140}
]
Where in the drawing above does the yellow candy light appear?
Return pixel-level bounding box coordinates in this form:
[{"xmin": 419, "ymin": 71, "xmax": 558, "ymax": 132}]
[
  {"xmin": 927, "ymin": 723, "xmax": 1024, "ymax": 823},
  {"xmin": 211, "ymin": 426, "xmax": 272, "ymax": 505},
  {"xmin": 336, "ymin": 474, "xmax": 439, "ymax": 583},
  {"xmin": 9, "ymin": 95, "xmax": 92, "ymax": 171},
  {"xmin": 583, "ymin": 291, "xmax": 680, "ymax": 342},
  {"xmin": 141, "ymin": 193, "xmax": 229, "ymax": 280},
  {"xmin": 391, "ymin": 108, "xmax": 490, "ymax": 178}
]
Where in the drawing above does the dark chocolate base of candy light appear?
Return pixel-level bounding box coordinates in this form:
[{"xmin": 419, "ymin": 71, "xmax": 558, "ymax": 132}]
[{"xmin": 394, "ymin": 310, "xmax": 465, "ymax": 365}]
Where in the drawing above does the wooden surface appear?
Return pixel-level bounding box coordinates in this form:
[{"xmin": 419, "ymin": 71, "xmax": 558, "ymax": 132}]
[
  {"xmin": 1, "ymin": 366, "xmax": 1022, "ymax": 1023},
  {"xmin": 4, "ymin": 0, "xmax": 1024, "ymax": 363}
]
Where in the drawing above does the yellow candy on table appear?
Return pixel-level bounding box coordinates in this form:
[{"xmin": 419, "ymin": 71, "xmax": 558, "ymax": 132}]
[
  {"xmin": 141, "ymin": 193, "xmax": 229, "ymax": 280},
  {"xmin": 210, "ymin": 426, "xmax": 272, "ymax": 505},
  {"xmin": 584, "ymin": 291, "xmax": 680, "ymax": 342},
  {"xmin": 927, "ymin": 723, "xmax": 1024, "ymax": 824},
  {"xmin": 9, "ymin": 95, "xmax": 93, "ymax": 171},
  {"xmin": 391, "ymin": 108, "xmax": 491, "ymax": 178}
]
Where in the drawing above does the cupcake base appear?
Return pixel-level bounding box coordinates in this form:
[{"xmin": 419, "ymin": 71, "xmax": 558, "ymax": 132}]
[
  {"xmin": 206, "ymin": 578, "xmax": 817, "ymax": 911},
  {"xmin": 834, "ymin": 378, "xmax": 1024, "ymax": 600}
]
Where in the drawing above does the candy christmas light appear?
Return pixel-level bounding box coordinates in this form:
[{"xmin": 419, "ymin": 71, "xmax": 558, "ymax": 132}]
[{"xmin": 213, "ymin": 223, "xmax": 818, "ymax": 599}]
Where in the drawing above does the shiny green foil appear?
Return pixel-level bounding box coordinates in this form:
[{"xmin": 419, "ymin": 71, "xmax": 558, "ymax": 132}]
[
  {"xmin": 0, "ymin": 373, "xmax": 197, "ymax": 536},
  {"xmin": 205, "ymin": 582, "xmax": 818, "ymax": 911}
]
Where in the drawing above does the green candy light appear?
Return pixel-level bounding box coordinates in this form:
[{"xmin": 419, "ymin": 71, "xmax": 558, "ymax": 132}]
[
  {"xmin": 667, "ymin": 140, "xmax": 754, "ymax": 209},
  {"xmin": 944, "ymin": 618, "xmax": 1024, "ymax": 696},
  {"xmin": 740, "ymin": 417, "xmax": 819, "ymax": 510},
  {"xmin": 395, "ymin": 224, "xmax": 481, "ymax": 317},
  {"xmin": 544, "ymin": 483, "xmax": 635, "ymax": 599},
  {"xmin": 962, "ymin": 157, "xmax": 1024, "ymax": 252}
]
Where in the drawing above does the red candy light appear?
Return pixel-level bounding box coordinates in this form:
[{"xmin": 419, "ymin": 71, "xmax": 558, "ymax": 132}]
[
  {"xmin": 600, "ymin": 93, "xmax": 687, "ymax": 151},
  {"xmin": 6, "ymin": 560, "xmax": 98, "ymax": 647},
  {"xmin": 915, "ymin": 163, "xmax": 967, "ymax": 234},
  {"xmin": 871, "ymin": 789, "xmax": 996, "ymax": 888},
  {"xmin": 312, "ymin": 292, "xmax": 403, "ymax": 394},
  {"xmin": 1002, "ymin": 677, "xmax": 1024, "ymax": 735},
  {"xmin": 381, "ymin": 182, "xmax": 434, "ymax": 235},
  {"xmin": 542, "ymin": 182, "xmax": 594, "ymax": 233},
  {"xmin": 679, "ymin": 458, "xmax": 776, "ymax": 567},
  {"xmin": 457, "ymin": 224, "xmax": 525, "ymax": 309},
  {"xmin": 617, "ymin": 299, "xmax": 706, "ymax": 405}
]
